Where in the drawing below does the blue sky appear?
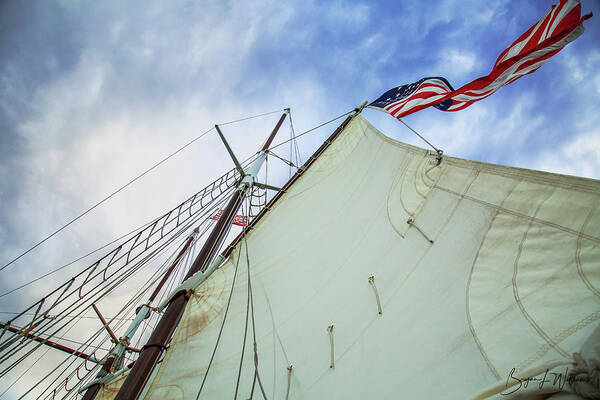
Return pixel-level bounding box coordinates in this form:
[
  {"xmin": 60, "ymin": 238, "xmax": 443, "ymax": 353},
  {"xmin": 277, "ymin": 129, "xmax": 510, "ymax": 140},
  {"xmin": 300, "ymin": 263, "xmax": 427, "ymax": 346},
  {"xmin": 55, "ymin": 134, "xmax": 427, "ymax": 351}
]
[{"xmin": 0, "ymin": 0, "xmax": 599, "ymax": 397}]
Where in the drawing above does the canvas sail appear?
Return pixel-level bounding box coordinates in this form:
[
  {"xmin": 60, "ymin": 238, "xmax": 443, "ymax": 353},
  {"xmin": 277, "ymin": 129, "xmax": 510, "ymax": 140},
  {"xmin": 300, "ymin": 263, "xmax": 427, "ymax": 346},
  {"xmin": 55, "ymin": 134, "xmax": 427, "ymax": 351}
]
[{"xmin": 137, "ymin": 114, "xmax": 599, "ymax": 399}]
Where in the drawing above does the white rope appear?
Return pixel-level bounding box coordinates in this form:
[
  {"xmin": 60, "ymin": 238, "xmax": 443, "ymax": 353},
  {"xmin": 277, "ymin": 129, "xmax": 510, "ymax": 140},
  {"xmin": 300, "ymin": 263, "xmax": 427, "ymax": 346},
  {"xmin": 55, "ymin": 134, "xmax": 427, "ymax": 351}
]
[
  {"xmin": 327, "ymin": 324, "xmax": 335, "ymax": 369},
  {"xmin": 570, "ymin": 352, "xmax": 600, "ymax": 399},
  {"xmin": 368, "ymin": 276, "xmax": 383, "ymax": 315},
  {"xmin": 397, "ymin": 118, "xmax": 443, "ymax": 155},
  {"xmin": 407, "ymin": 217, "xmax": 434, "ymax": 244},
  {"xmin": 269, "ymin": 110, "xmax": 354, "ymax": 151},
  {"xmin": 285, "ymin": 365, "xmax": 293, "ymax": 400},
  {"xmin": 0, "ymin": 183, "xmax": 237, "ymax": 369},
  {"xmin": 243, "ymin": 220, "xmax": 269, "ymax": 399}
]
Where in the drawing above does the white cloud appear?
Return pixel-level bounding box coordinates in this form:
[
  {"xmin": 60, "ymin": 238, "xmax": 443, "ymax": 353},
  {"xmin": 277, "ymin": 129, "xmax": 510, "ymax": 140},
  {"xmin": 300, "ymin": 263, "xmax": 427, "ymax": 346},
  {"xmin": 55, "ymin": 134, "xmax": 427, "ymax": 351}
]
[
  {"xmin": 439, "ymin": 49, "xmax": 479, "ymax": 79},
  {"xmin": 527, "ymin": 129, "xmax": 600, "ymax": 179}
]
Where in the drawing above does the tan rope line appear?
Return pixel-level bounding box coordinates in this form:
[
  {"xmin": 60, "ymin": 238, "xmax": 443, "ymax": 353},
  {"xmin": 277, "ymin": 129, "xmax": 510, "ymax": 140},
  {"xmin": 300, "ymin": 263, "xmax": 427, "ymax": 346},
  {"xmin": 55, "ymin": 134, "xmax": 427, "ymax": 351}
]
[
  {"xmin": 368, "ymin": 276, "xmax": 383, "ymax": 315},
  {"xmin": 327, "ymin": 324, "xmax": 335, "ymax": 369}
]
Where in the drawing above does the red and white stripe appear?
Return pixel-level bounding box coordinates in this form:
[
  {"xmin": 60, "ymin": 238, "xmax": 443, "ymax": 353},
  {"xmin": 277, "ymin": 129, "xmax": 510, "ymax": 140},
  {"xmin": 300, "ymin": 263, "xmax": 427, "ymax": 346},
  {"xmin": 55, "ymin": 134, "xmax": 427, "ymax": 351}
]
[
  {"xmin": 385, "ymin": 0, "xmax": 590, "ymax": 119},
  {"xmin": 444, "ymin": 0, "xmax": 588, "ymax": 112},
  {"xmin": 384, "ymin": 78, "xmax": 453, "ymax": 118}
]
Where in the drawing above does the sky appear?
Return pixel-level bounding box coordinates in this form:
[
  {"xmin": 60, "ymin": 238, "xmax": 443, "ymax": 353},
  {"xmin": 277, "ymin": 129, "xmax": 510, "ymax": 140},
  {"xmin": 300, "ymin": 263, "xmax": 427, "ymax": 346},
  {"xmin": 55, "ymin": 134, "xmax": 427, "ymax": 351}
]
[{"xmin": 0, "ymin": 0, "xmax": 599, "ymax": 398}]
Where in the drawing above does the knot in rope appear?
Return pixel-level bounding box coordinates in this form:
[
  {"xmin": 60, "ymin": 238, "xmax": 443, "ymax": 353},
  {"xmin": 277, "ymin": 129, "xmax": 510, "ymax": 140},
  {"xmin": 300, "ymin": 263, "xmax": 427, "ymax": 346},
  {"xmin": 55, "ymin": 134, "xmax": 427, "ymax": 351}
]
[{"xmin": 569, "ymin": 352, "xmax": 600, "ymax": 399}]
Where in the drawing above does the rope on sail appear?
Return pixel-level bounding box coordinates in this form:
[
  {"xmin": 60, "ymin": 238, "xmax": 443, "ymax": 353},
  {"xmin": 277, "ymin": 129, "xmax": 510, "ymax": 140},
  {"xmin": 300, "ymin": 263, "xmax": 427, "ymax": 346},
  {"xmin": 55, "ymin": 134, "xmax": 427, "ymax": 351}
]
[
  {"xmin": 368, "ymin": 276, "xmax": 383, "ymax": 315},
  {"xmin": 3, "ymin": 109, "xmax": 356, "ymax": 398},
  {"xmin": 235, "ymin": 199, "xmax": 269, "ymax": 400},
  {"xmin": 233, "ymin": 225, "xmax": 251, "ymax": 399},
  {"xmin": 406, "ymin": 217, "xmax": 434, "ymax": 244},
  {"xmin": 285, "ymin": 365, "xmax": 293, "ymax": 400},
  {"xmin": 327, "ymin": 325, "xmax": 335, "ymax": 369},
  {"xmin": 194, "ymin": 230, "xmax": 244, "ymax": 400},
  {"xmin": 243, "ymin": 229, "xmax": 269, "ymax": 400}
]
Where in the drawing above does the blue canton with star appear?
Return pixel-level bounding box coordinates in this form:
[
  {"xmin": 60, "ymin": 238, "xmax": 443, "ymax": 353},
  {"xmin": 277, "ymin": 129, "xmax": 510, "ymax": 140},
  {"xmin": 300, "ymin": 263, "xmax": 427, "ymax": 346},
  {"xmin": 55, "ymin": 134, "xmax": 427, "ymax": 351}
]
[{"xmin": 369, "ymin": 77, "xmax": 455, "ymax": 112}]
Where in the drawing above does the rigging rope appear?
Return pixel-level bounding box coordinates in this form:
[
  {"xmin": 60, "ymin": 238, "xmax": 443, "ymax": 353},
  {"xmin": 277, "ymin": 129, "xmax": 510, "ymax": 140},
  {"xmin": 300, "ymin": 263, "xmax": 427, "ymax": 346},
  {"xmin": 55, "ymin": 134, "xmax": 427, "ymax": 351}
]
[
  {"xmin": 0, "ymin": 314, "xmax": 88, "ymax": 399},
  {"xmin": 0, "ymin": 159, "xmax": 249, "ymax": 302},
  {"xmin": 287, "ymin": 110, "xmax": 301, "ymax": 178},
  {"xmin": 32, "ymin": 235, "xmax": 197, "ymax": 399},
  {"xmin": 2, "ymin": 107, "xmax": 356, "ymax": 398},
  {"xmin": 0, "ymin": 127, "xmax": 213, "ymax": 273},
  {"xmin": 0, "ymin": 186, "xmax": 236, "ymax": 388},
  {"xmin": 194, "ymin": 235, "xmax": 243, "ymax": 400},
  {"xmin": 0, "ymin": 312, "xmax": 133, "ymax": 321},
  {"xmin": 269, "ymin": 110, "xmax": 354, "ymax": 151},
  {"xmin": 397, "ymin": 118, "xmax": 443, "ymax": 157},
  {"xmin": 0, "ymin": 219, "xmax": 155, "ymax": 299},
  {"xmin": 233, "ymin": 223, "xmax": 251, "ymax": 399},
  {"xmin": 218, "ymin": 109, "xmax": 287, "ymax": 127},
  {"xmin": 0, "ymin": 213, "xmax": 200, "ymax": 362},
  {"xmin": 1, "ymin": 108, "xmax": 286, "ymax": 272},
  {"xmin": 266, "ymin": 150, "xmax": 298, "ymax": 169},
  {"xmin": 243, "ymin": 229, "xmax": 268, "ymax": 400}
]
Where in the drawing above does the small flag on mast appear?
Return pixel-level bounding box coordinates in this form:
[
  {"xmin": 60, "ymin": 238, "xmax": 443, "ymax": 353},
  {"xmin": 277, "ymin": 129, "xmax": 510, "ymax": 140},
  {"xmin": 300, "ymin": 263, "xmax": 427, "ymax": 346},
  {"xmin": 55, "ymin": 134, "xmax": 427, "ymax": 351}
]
[
  {"xmin": 210, "ymin": 210, "xmax": 248, "ymax": 226},
  {"xmin": 369, "ymin": 0, "xmax": 592, "ymax": 120}
]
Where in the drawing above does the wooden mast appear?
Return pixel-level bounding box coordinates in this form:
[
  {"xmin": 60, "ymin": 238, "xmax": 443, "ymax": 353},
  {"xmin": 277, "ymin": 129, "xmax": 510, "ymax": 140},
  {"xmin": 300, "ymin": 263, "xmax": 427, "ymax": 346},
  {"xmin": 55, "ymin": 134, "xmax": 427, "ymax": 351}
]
[{"xmin": 114, "ymin": 112, "xmax": 287, "ymax": 400}]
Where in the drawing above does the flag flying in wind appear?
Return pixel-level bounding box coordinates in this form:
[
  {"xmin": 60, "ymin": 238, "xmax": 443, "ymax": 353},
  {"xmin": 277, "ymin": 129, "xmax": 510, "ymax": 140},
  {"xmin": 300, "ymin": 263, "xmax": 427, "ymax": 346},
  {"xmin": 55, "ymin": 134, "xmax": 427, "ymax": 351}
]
[{"xmin": 369, "ymin": 0, "xmax": 592, "ymax": 119}]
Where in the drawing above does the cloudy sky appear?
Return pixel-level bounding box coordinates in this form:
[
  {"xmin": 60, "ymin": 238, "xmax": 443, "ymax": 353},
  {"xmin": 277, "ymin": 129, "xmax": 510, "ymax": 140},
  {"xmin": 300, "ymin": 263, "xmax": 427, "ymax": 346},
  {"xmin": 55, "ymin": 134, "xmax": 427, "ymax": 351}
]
[{"xmin": 0, "ymin": 0, "xmax": 599, "ymax": 397}]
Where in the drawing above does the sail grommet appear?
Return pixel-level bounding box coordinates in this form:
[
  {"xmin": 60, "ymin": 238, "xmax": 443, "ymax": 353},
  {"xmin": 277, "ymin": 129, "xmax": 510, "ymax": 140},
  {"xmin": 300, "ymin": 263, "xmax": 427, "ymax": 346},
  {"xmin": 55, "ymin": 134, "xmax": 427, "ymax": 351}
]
[
  {"xmin": 327, "ymin": 324, "xmax": 335, "ymax": 368},
  {"xmin": 368, "ymin": 276, "xmax": 383, "ymax": 315}
]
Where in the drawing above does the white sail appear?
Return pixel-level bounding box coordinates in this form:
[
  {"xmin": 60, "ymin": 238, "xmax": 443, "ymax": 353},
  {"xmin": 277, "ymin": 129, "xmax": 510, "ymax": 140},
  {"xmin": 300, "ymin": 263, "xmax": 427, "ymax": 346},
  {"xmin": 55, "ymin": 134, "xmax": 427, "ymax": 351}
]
[{"xmin": 140, "ymin": 114, "xmax": 600, "ymax": 399}]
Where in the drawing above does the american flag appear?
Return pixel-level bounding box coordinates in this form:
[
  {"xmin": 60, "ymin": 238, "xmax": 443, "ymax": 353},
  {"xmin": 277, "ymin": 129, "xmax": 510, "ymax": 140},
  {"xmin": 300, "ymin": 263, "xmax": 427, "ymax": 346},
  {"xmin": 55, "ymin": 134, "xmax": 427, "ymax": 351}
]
[
  {"xmin": 210, "ymin": 210, "xmax": 248, "ymax": 226},
  {"xmin": 369, "ymin": 0, "xmax": 592, "ymax": 119}
]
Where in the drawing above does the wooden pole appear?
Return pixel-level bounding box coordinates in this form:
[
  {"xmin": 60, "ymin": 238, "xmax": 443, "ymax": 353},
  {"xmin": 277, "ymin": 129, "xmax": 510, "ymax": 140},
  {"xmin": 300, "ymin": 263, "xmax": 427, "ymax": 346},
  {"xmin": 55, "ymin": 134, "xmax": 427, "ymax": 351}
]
[{"xmin": 114, "ymin": 113, "xmax": 287, "ymax": 400}]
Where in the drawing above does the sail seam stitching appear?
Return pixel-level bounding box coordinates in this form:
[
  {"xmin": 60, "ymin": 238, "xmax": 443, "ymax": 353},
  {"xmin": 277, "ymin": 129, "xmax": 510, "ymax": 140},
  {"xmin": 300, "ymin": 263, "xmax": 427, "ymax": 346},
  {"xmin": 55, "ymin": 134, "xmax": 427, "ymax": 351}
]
[
  {"xmin": 576, "ymin": 204, "xmax": 600, "ymax": 299},
  {"xmin": 515, "ymin": 311, "xmax": 600, "ymax": 372},
  {"xmin": 465, "ymin": 178, "xmax": 520, "ymax": 380},
  {"xmin": 442, "ymin": 158, "xmax": 600, "ymax": 195},
  {"xmin": 512, "ymin": 186, "xmax": 572, "ymax": 361},
  {"xmin": 433, "ymin": 185, "xmax": 600, "ymax": 245}
]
